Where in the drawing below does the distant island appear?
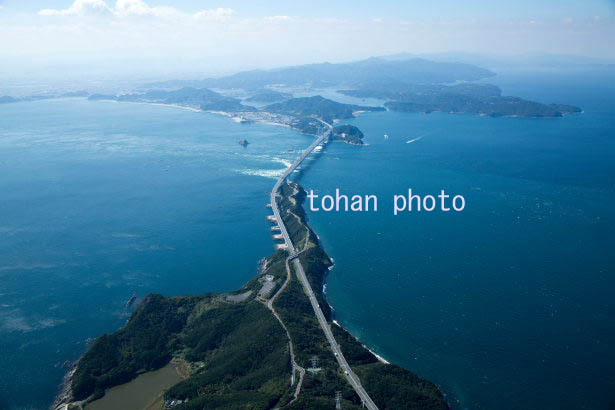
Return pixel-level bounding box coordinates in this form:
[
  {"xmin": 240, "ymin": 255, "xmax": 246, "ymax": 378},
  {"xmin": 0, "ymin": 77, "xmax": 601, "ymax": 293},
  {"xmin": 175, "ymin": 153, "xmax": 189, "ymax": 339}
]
[
  {"xmin": 2, "ymin": 57, "xmax": 582, "ymax": 125},
  {"xmin": 331, "ymin": 125, "xmax": 366, "ymax": 145},
  {"xmin": 339, "ymin": 83, "xmax": 581, "ymax": 117},
  {"xmin": 133, "ymin": 57, "xmax": 580, "ymax": 118}
]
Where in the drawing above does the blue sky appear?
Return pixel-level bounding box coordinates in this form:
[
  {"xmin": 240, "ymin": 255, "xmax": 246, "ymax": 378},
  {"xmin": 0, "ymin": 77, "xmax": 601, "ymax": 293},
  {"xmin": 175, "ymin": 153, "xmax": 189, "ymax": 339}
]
[
  {"xmin": 3, "ymin": 0, "xmax": 614, "ymax": 19},
  {"xmin": 0, "ymin": 0, "xmax": 613, "ymax": 78}
]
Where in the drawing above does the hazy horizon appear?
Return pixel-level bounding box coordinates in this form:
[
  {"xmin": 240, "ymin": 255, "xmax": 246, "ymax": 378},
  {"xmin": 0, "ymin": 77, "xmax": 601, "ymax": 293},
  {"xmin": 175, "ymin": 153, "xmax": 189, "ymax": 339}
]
[{"xmin": 1, "ymin": 0, "xmax": 614, "ymax": 82}]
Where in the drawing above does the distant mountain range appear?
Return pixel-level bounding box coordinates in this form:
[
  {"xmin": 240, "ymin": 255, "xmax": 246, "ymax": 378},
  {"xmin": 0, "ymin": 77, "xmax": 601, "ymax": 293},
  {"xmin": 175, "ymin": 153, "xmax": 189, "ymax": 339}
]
[
  {"xmin": 139, "ymin": 57, "xmax": 496, "ymax": 90},
  {"xmin": 382, "ymin": 52, "xmax": 615, "ymax": 71}
]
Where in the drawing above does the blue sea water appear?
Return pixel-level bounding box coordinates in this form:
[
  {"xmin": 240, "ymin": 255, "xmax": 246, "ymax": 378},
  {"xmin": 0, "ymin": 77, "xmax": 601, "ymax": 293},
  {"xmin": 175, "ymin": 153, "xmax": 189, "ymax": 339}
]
[
  {"xmin": 297, "ymin": 70, "xmax": 615, "ymax": 410},
  {"xmin": 0, "ymin": 99, "xmax": 311, "ymax": 409},
  {"xmin": 1, "ymin": 70, "xmax": 613, "ymax": 410}
]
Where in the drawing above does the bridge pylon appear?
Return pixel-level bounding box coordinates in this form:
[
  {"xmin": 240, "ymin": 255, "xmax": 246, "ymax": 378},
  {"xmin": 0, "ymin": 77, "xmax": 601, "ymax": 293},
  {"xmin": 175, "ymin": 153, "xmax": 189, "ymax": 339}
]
[{"xmin": 335, "ymin": 391, "xmax": 342, "ymax": 409}]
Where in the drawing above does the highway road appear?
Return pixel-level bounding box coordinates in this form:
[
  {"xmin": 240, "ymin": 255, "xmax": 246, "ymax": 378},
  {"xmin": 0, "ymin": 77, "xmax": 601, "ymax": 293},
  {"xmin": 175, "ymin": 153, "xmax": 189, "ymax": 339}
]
[{"xmin": 269, "ymin": 124, "xmax": 380, "ymax": 410}]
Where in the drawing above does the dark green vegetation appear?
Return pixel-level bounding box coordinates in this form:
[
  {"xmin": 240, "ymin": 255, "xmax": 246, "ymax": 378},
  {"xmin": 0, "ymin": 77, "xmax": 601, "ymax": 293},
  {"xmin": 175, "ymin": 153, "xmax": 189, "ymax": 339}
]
[
  {"xmin": 71, "ymin": 289, "xmax": 292, "ymax": 408},
  {"xmin": 288, "ymin": 117, "xmax": 330, "ymax": 136},
  {"xmin": 163, "ymin": 302, "xmax": 290, "ymax": 409},
  {"xmin": 385, "ymin": 98, "xmax": 580, "ymax": 117},
  {"xmin": 340, "ymin": 83, "xmax": 581, "ymax": 117},
  {"xmin": 88, "ymin": 87, "xmax": 253, "ymax": 112},
  {"xmin": 245, "ymin": 90, "xmax": 292, "ymax": 103},
  {"xmin": 72, "ymin": 294, "xmax": 202, "ymax": 400},
  {"xmin": 331, "ymin": 125, "xmax": 365, "ymax": 145},
  {"xmin": 69, "ymin": 180, "xmax": 449, "ymax": 410},
  {"xmin": 140, "ymin": 57, "xmax": 495, "ymax": 90},
  {"xmin": 265, "ymin": 96, "xmax": 384, "ymax": 123}
]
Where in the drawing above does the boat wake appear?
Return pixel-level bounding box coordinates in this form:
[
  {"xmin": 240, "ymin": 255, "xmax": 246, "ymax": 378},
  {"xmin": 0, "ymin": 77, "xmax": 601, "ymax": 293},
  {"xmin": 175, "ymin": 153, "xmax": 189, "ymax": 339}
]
[{"xmin": 406, "ymin": 135, "xmax": 425, "ymax": 144}]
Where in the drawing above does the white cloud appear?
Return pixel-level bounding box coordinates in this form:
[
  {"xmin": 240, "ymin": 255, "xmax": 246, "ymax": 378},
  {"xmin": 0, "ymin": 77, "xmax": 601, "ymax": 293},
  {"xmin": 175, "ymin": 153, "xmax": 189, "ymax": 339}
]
[
  {"xmin": 114, "ymin": 0, "xmax": 181, "ymax": 18},
  {"xmin": 38, "ymin": 0, "xmax": 233, "ymax": 21},
  {"xmin": 39, "ymin": 0, "xmax": 113, "ymax": 17},
  {"xmin": 194, "ymin": 7, "xmax": 235, "ymax": 22}
]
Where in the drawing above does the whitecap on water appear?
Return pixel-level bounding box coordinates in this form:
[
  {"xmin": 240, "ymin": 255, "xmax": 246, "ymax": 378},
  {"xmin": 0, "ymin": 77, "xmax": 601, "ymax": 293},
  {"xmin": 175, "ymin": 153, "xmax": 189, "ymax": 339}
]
[{"xmin": 238, "ymin": 168, "xmax": 285, "ymax": 179}]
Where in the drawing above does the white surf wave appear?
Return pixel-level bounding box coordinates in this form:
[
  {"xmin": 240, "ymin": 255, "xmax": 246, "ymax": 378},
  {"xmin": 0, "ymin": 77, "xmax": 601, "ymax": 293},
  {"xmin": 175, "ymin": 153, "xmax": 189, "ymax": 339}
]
[
  {"xmin": 271, "ymin": 157, "xmax": 293, "ymax": 168},
  {"xmin": 238, "ymin": 168, "xmax": 285, "ymax": 179}
]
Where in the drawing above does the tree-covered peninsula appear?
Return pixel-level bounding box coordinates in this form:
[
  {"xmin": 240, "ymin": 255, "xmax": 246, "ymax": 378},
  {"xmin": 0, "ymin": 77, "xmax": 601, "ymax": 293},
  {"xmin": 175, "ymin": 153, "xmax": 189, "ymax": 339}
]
[
  {"xmin": 339, "ymin": 83, "xmax": 581, "ymax": 117},
  {"xmin": 264, "ymin": 95, "xmax": 384, "ymax": 123},
  {"xmin": 58, "ymin": 183, "xmax": 449, "ymax": 410},
  {"xmin": 331, "ymin": 125, "xmax": 365, "ymax": 145},
  {"xmin": 89, "ymin": 87, "xmax": 253, "ymax": 112}
]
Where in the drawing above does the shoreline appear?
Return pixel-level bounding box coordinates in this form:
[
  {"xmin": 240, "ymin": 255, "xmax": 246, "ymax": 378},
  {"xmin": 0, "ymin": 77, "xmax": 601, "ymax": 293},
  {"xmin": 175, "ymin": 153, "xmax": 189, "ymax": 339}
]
[
  {"xmin": 101, "ymin": 99, "xmax": 203, "ymax": 113},
  {"xmin": 98, "ymin": 100, "xmax": 412, "ymax": 371},
  {"xmin": 53, "ymin": 100, "xmax": 447, "ymax": 409},
  {"xmin": 108, "ymin": 99, "xmax": 405, "ymax": 370},
  {"xmin": 331, "ymin": 320, "xmax": 390, "ymax": 365},
  {"xmin": 86, "ymin": 99, "xmax": 378, "ymax": 147},
  {"xmin": 95, "ymin": 99, "xmax": 308, "ymax": 132},
  {"xmin": 273, "ymin": 180, "xmax": 448, "ymax": 408}
]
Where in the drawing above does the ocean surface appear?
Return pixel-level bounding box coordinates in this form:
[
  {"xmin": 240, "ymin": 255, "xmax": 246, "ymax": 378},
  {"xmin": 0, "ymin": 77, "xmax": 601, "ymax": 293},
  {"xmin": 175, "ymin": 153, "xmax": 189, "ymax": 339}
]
[
  {"xmin": 0, "ymin": 69, "xmax": 613, "ymax": 410},
  {"xmin": 0, "ymin": 99, "xmax": 311, "ymax": 409},
  {"xmin": 297, "ymin": 70, "xmax": 615, "ymax": 410}
]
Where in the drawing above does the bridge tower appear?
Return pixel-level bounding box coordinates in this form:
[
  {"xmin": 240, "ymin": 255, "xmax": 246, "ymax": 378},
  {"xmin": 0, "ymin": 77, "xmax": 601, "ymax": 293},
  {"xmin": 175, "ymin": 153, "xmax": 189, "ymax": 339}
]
[
  {"xmin": 335, "ymin": 391, "xmax": 342, "ymax": 409},
  {"xmin": 307, "ymin": 356, "xmax": 322, "ymax": 374}
]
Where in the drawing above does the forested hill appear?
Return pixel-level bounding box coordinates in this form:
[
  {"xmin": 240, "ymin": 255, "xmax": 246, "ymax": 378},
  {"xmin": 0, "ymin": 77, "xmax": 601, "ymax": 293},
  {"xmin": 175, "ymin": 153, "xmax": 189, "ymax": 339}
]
[
  {"xmin": 64, "ymin": 184, "xmax": 449, "ymax": 410},
  {"xmin": 88, "ymin": 87, "xmax": 252, "ymax": 112},
  {"xmin": 264, "ymin": 96, "xmax": 384, "ymax": 123},
  {"xmin": 340, "ymin": 83, "xmax": 582, "ymax": 117}
]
